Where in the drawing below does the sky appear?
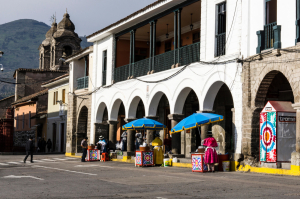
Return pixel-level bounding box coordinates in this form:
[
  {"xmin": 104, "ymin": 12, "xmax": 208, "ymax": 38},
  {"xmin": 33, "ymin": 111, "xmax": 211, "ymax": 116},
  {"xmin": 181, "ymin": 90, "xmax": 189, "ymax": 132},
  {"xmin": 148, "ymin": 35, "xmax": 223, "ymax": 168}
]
[{"xmin": 0, "ymin": 0, "xmax": 157, "ymax": 36}]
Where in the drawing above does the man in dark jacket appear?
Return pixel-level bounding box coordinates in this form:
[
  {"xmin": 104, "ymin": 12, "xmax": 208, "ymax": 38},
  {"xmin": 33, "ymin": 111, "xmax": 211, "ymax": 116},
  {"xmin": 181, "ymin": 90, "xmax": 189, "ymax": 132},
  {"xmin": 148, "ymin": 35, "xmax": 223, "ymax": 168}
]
[{"xmin": 24, "ymin": 137, "xmax": 34, "ymax": 163}]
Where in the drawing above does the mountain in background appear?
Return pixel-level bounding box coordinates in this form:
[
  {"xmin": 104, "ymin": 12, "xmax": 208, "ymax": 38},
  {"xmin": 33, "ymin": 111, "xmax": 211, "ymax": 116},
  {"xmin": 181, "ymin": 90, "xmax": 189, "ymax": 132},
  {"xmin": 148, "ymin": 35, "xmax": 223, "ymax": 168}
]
[{"xmin": 0, "ymin": 19, "xmax": 92, "ymax": 99}]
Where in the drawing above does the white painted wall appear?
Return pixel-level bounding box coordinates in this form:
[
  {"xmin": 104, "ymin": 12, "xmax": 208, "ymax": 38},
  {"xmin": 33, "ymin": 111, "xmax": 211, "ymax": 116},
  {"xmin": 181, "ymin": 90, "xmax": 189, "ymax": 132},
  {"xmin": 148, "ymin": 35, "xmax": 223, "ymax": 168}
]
[
  {"xmin": 201, "ymin": 0, "xmax": 242, "ymax": 61},
  {"xmin": 277, "ymin": 0, "xmax": 296, "ymax": 49}
]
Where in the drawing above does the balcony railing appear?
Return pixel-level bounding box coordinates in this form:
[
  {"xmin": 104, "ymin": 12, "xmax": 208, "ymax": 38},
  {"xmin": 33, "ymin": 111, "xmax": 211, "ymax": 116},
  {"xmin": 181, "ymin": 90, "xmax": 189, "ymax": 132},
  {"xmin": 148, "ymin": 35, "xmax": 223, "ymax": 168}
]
[
  {"xmin": 114, "ymin": 64, "xmax": 130, "ymax": 83},
  {"xmin": 264, "ymin": 22, "xmax": 277, "ymax": 50},
  {"xmin": 256, "ymin": 22, "xmax": 281, "ymax": 54},
  {"xmin": 153, "ymin": 50, "xmax": 174, "ymax": 73},
  {"xmin": 216, "ymin": 33, "xmax": 226, "ymax": 57},
  {"xmin": 114, "ymin": 42, "xmax": 200, "ymax": 83},
  {"xmin": 133, "ymin": 58, "xmax": 150, "ymax": 77},
  {"xmin": 77, "ymin": 76, "xmax": 89, "ymax": 89},
  {"xmin": 179, "ymin": 42, "xmax": 200, "ymax": 66}
]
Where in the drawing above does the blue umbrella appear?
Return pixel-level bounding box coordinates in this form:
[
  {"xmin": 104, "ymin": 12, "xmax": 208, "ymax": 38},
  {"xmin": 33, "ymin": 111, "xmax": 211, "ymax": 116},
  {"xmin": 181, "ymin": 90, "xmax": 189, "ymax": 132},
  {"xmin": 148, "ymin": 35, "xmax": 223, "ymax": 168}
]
[
  {"xmin": 171, "ymin": 113, "xmax": 223, "ymax": 133},
  {"xmin": 122, "ymin": 118, "xmax": 166, "ymax": 130}
]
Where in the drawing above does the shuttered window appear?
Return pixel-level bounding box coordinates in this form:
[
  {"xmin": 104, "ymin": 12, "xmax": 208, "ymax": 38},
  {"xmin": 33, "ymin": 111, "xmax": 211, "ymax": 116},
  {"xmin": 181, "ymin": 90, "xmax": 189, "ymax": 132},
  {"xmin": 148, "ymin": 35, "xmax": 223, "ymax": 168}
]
[
  {"xmin": 56, "ymin": 91, "xmax": 58, "ymax": 104},
  {"xmin": 53, "ymin": 92, "xmax": 56, "ymax": 105},
  {"xmin": 62, "ymin": 89, "xmax": 65, "ymax": 103}
]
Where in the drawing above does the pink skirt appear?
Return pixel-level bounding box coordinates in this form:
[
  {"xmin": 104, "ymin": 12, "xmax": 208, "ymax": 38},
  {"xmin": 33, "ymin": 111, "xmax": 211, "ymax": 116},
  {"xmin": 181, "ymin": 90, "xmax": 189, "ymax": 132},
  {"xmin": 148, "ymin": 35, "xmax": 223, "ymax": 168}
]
[{"xmin": 204, "ymin": 148, "xmax": 219, "ymax": 164}]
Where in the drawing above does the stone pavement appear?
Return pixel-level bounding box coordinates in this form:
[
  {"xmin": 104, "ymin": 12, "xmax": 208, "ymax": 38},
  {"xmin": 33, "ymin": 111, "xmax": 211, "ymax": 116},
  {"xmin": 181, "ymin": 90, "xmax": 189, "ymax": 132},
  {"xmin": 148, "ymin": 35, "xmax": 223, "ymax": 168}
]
[{"xmin": 0, "ymin": 154, "xmax": 300, "ymax": 198}]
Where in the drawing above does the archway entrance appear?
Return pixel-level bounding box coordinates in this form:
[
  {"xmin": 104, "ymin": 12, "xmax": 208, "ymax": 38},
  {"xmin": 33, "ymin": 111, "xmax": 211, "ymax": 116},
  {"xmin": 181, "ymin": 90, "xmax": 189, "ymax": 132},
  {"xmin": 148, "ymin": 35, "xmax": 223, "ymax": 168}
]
[
  {"xmin": 212, "ymin": 84, "xmax": 234, "ymax": 154},
  {"xmin": 181, "ymin": 89, "xmax": 200, "ymax": 157},
  {"xmin": 251, "ymin": 71, "xmax": 294, "ymax": 159},
  {"xmin": 77, "ymin": 106, "xmax": 88, "ymax": 153},
  {"xmin": 95, "ymin": 103, "xmax": 109, "ymax": 145}
]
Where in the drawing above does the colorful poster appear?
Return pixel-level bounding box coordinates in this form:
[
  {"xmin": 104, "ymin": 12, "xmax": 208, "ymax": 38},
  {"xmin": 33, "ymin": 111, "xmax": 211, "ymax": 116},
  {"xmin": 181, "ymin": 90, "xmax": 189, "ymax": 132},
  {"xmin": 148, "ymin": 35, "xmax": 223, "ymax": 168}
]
[
  {"xmin": 143, "ymin": 152, "xmax": 153, "ymax": 165},
  {"xmin": 192, "ymin": 155, "xmax": 202, "ymax": 171},
  {"xmin": 136, "ymin": 152, "xmax": 142, "ymax": 165},
  {"xmin": 260, "ymin": 112, "xmax": 277, "ymax": 162}
]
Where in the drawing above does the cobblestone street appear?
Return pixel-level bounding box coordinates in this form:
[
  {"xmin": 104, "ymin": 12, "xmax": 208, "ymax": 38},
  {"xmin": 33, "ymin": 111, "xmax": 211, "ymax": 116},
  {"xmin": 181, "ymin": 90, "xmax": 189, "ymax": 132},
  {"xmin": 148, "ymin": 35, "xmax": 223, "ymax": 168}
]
[{"xmin": 0, "ymin": 155, "xmax": 300, "ymax": 199}]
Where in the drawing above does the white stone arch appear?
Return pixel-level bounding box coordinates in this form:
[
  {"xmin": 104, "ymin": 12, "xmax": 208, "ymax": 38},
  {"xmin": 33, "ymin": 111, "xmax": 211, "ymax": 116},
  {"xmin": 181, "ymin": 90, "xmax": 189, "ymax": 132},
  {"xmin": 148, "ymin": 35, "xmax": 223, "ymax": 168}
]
[
  {"xmin": 201, "ymin": 70, "xmax": 235, "ymax": 110},
  {"xmin": 127, "ymin": 96, "xmax": 145, "ymax": 119},
  {"xmin": 202, "ymin": 81, "xmax": 226, "ymax": 110},
  {"xmin": 147, "ymin": 83, "xmax": 172, "ymax": 116},
  {"xmin": 109, "ymin": 92, "xmax": 126, "ymax": 120},
  {"xmin": 172, "ymin": 78, "xmax": 201, "ymax": 114},
  {"xmin": 95, "ymin": 102, "xmax": 108, "ymax": 123},
  {"xmin": 125, "ymin": 88, "xmax": 146, "ymax": 119}
]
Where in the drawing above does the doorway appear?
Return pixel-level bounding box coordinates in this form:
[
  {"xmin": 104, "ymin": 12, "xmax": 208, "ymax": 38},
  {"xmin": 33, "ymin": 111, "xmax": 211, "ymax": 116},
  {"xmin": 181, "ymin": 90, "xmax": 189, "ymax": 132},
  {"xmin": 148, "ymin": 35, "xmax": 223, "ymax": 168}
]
[
  {"xmin": 52, "ymin": 123, "xmax": 56, "ymax": 152},
  {"xmin": 60, "ymin": 123, "xmax": 65, "ymax": 152}
]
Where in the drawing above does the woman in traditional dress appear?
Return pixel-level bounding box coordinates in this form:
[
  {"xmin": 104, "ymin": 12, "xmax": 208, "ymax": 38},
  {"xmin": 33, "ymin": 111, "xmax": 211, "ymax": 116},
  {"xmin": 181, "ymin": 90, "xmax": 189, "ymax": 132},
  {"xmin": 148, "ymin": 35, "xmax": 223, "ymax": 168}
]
[{"xmin": 203, "ymin": 137, "xmax": 219, "ymax": 172}]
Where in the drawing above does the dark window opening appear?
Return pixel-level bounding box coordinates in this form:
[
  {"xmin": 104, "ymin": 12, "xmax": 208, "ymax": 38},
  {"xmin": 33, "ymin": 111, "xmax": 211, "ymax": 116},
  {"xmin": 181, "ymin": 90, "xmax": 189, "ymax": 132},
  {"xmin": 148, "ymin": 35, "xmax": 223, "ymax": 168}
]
[
  {"xmin": 215, "ymin": 2, "xmax": 226, "ymax": 57},
  {"xmin": 63, "ymin": 46, "xmax": 73, "ymax": 57},
  {"xmin": 102, "ymin": 50, "xmax": 107, "ymax": 86},
  {"xmin": 266, "ymin": 0, "xmax": 277, "ymax": 24}
]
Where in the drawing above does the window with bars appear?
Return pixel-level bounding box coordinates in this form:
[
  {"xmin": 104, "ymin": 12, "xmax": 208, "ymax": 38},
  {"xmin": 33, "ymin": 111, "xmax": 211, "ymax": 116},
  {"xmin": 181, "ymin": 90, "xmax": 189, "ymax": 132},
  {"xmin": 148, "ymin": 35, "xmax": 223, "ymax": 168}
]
[
  {"xmin": 215, "ymin": 2, "xmax": 226, "ymax": 57},
  {"xmin": 102, "ymin": 50, "xmax": 107, "ymax": 86}
]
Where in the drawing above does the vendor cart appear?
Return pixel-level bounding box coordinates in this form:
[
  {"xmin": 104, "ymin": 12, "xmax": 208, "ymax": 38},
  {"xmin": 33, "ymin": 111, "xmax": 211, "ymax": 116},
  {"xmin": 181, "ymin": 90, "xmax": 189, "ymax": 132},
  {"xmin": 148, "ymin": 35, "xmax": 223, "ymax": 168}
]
[
  {"xmin": 135, "ymin": 151, "xmax": 154, "ymax": 167},
  {"xmin": 191, "ymin": 153, "xmax": 208, "ymax": 172},
  {"xmin": 86, "ymin": 149, "xmax": 100, "ymax": 161}
]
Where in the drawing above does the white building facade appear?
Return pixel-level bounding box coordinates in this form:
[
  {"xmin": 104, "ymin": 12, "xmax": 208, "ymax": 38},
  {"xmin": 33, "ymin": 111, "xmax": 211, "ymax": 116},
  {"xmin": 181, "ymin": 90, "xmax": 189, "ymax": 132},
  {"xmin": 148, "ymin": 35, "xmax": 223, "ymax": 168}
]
[{"xmin": 84, "ymin": 0, "xmax": 243, "ymax": 159}]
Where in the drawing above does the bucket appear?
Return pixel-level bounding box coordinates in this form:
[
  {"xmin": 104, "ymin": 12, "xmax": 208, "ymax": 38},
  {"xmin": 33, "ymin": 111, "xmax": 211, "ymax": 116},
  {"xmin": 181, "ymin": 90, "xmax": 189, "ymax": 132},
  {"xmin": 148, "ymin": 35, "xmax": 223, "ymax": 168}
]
[
  {"xmin": 164, "ymin": 158, "xmax": 170, "ymax": 167},
  {"xmin": 222, "ymin": 161, "xmax": 230, "ymax": 172}
]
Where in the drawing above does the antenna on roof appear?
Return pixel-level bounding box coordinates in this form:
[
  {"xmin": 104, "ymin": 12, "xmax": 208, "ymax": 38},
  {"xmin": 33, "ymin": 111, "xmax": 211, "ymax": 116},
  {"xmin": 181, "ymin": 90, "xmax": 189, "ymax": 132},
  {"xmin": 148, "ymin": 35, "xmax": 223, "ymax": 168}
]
[
  {"xmin": 66, "ymin": 8, "xmax": 68, "ymax": 13},
  {"xmin": 54, "ymin": 12, "xmax": 56, "ymax": 23}
]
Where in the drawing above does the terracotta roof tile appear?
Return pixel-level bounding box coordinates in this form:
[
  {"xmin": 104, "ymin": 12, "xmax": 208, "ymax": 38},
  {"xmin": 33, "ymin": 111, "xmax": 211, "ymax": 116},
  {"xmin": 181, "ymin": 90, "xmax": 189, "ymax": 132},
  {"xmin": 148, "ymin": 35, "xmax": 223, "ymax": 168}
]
[
  {"xmin": 12, "ymin": 89, "xmax": 48, "ymax": 105},
  {"xmin": 41, "ymin": 73, "xmax": 69, "ymax": 85},
  {"xmin": 86, "ymin": 0, "xmax": 167, "ymax": 39}
]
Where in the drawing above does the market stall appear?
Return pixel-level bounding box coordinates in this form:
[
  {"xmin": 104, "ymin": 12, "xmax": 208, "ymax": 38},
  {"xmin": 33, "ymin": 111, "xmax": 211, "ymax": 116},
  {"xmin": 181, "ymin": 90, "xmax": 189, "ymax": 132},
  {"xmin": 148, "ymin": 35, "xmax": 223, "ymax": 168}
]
[
  {"xmin": 122, "ymin": 118, "xmax": 166, "ymax": 167},
  {"xmin": 171, "ymin": 113, "xmax": 224, "ymax": 172},
  {"xmin": 86, "ymin": 147, "xmax": 100, "ymax": 161}
]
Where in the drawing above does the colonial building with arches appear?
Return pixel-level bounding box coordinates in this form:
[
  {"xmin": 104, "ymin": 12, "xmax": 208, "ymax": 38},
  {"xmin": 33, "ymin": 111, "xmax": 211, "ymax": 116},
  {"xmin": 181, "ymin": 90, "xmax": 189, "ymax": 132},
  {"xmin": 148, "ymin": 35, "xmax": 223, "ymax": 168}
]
[{"xmin": 82, "ymin": 0, "xmax": 244, "ymax": 162}]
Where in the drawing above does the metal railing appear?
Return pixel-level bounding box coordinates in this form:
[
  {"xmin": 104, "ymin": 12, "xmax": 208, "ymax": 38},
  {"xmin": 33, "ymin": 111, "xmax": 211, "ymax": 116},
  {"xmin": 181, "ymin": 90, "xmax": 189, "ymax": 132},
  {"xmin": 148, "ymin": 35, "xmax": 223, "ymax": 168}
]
[
  {"xmin": 77, "ymin": 76, "xmax": 89, "ymax": 89},
  {"xmin": 133, "ymin": 58, "xmax": 149, "ymax": 77},
  {"xmin": 153, "ymin": 50, "xmax": 174, "ymax": 73},
  {"xmin": 114, "ymin": 64, "xmax": 130, "ymax": 83},
  {"xmin": 264, "ymin": 22, "xmax": 277, "ymax": 50},
  {"xmin": 114, "ymin": 42, "xmax": 200, "ymax": 83},
  {"xmin": 179, "ymin": 42, "xmax": 200, "ymax": 66},
  {"xmin": 216, "ymin": 33, "xmax": 226, "ymax": 57}
]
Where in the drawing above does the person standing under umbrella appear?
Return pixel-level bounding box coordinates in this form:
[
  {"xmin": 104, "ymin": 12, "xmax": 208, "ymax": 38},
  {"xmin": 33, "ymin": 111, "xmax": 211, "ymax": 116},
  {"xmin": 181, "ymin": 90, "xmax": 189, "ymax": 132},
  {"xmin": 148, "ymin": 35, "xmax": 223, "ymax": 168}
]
[
  {"xmin": 203, "ymin": 137, "xmax": 219, "ymax": 172},
  {"xmin": 121, "ymin": 131, "xmax": 127, "ymax": 151}
]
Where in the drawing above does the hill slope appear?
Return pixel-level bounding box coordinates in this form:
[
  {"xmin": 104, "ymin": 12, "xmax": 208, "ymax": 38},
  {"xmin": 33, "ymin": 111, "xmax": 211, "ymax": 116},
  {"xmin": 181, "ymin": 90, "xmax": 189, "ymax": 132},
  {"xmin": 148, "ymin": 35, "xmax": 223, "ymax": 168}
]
[{"xmin": 0, "ymin": 19, "xmax": 91, "ymax": 99}]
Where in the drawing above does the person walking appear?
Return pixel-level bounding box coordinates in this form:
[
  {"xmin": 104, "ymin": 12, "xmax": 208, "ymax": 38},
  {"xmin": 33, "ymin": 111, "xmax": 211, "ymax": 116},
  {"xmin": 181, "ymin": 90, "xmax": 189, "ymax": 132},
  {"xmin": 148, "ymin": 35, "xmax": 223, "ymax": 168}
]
[
  {"xmin": 24, "ymin": 136, "xmax": 34, "ymax": 163},
  {"xmin": 81, "ymin": 137, "xmax": 88, "ymax": 162},
  {"xmin": 46, "ymin": 139, "xmax": 52, "ymax": 153},
  {"xmin": 121, "ymin": 131, "xmax": 127, "ymax": 151}
]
